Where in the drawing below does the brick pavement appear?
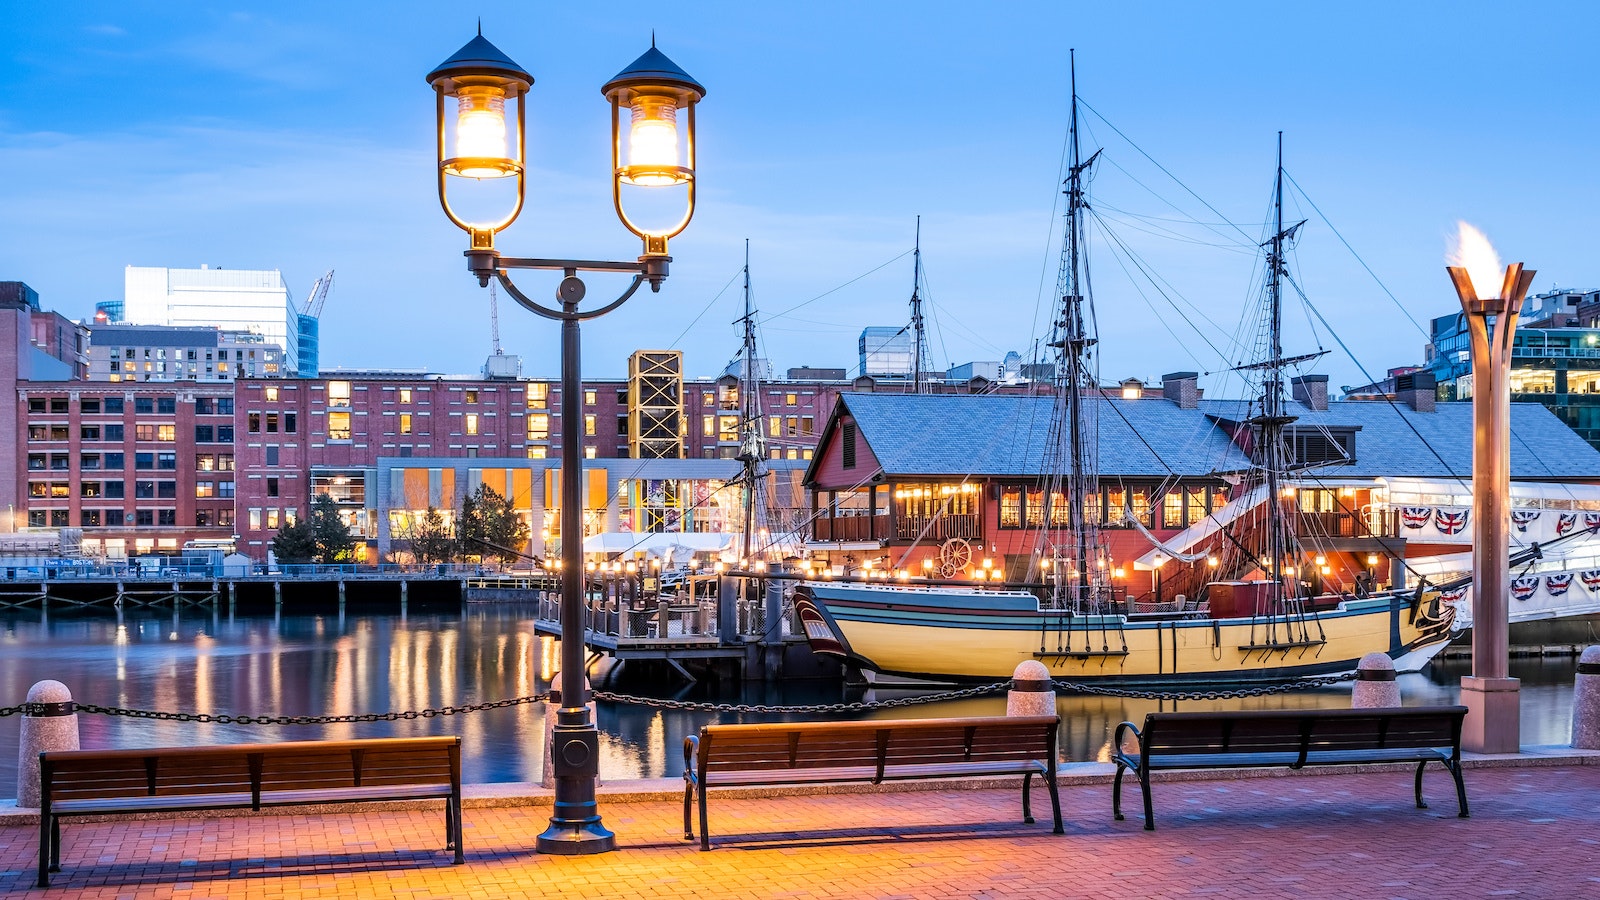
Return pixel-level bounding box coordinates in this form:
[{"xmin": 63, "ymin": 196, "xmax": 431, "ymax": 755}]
[{"xmin": 1, "ymin": 765, "xmax": 1596, "ymax": 899}]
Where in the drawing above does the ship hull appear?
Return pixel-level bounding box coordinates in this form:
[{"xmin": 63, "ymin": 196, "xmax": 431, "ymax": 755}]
[{"xmin": 795, "ymin": 583, "xmax": 1456, "ymax": 685}]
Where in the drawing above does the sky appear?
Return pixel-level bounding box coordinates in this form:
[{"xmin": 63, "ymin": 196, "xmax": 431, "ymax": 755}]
[{"xmin": 2, "ymin": 2, "xmax": 1597, "ymax": 394}]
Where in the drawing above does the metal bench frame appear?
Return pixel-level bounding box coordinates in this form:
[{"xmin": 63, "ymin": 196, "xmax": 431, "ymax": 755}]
[
  {"xmin": 1111, "ymin": 705, "xmax": 1469, "ymax": 830},
  {"xmin": 683, "ymin": 715, "xmax": 1062, "ymax": 850},
  {"xmin": 37, "ymin": 736, "xmax": 464, "ymax": 887}
]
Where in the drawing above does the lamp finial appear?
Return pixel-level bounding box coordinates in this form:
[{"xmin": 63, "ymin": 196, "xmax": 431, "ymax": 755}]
[{"xmin": 477, "ymin": 17, "xmax": 482, "ymax": 36}]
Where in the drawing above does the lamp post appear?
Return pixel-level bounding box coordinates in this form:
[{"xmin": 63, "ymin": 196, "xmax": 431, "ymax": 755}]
[
  {"xmin": 1446, "ymin": 224, "xmax": 1534, "ymax": 754},
  {"xmin": 427, "ymin": 29, "xmax": 705, "ymax": 855}
]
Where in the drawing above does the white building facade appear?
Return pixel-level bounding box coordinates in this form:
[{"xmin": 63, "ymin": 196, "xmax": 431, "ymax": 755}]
[{"xmin": 124, "ymin": 266, "xmax": 300, "ymax": 374}]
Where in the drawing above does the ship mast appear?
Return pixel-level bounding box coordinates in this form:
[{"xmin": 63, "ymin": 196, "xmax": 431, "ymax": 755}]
[
  {"xmin": 1043, "ymin": 50, "xmax": 1103, "ymax": 603},
  {"xmin": 736, "ymin": 239, "xmax": 767, "ymax": 563},
  {"xmin": 910, "ymin": 217, "xmax": 930, "ymax": 394}
]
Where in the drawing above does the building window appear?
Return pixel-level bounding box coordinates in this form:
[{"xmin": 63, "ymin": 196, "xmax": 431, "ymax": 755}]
[
  {"xmin": 196, "ymin": 397, "xmax": 213, "ymax": 414},
  {"xmin": 27, "ymin": 454, "xmax": 44, "ymax": 470},
  {"xmin": 218, "ymin": 454, "xmax": 234, "ymax": 471},
  {"xmin": 218, "ymin": 425, "xmax": 234, "ymax": 441},
  {"xmin": 136, "ymin": 510, "xmax": 154, "ymax": 527},
  {"xmin": 327, "ymin": 381, "xmax": 351, "ymax": 407},
  {"xmin": 328, "ymin": 411, "xmax": 352, "ymax": 441},
  {"xmin": 702, "ymin": 393, "xmax": 714, "ymax": 407},
  {"xmin": 248, "ymin": 413, "xmax": 261, "ymax": 433},
  {"xmin": 400, "ymin": 413, "xmax": 413, "ymax": 435},
  {"xmin": 399, "ymin": 388, "xmax": 412, "ymax": 403},
  {"xmin": 702, "ymin": 415, "xmax": 714, "ymax": 437},
  {"xmin": 135, "ymin": 452, "xmax": 154, "ymax": 470},
  {"xmin": 104, "ymin": 453, "xmax": 124, "ymax": 470},
  {"xmin": 1162, "ymin": 491, "xmax": 1183, "ymax": 529},
  {"xmin": 135, "ymin": 424, "xmax": 154, "ymax": 441},
  {"xmin": 582, "ymin": 414, "xmax": 597, "ymax": 436},
  {"xmin": 196, "ymin": 481, "xmax": 215, "ymax": 498},
  {"xmin": 105, "ymin": 424, "xmax": 124, "ymax": 441},
  {"xmin": 157, "ymin": 481, "xmax": 177, "ymax": 498},
  {"xmin": 284, "ymin": 413, "xmax": 296, "ymax": 434},
  {"xmin": 196, "ymin": 510, "xmax": 213, "ymax": 527},
  {"xmin": 801, "ymin": 416, "xmax": 814, "ymax": 435},
  {"xmin": 157, "ymin": 397, "xmax": 175, "ymax": 414},
  {"xmin": 80, "ymin": 425, "xmax": 100, "ymax": 441},
  {"xmin": 769, "ymin": 416, "xmax": 780, "ymax": 437},
  {"xmin": 28, "ymin": 510, "xmax": 45, "ymax": 527},
  {"xmin": 217, "ymin": 398, "xmax": 233, "ymax": 414},
  {"xmin": 465, "ymin": 390, "xmax": 478, "ymax": 404},
  {"xmin": 81, "ymin": 398, "xmax": 101, "ymax": 414},
  {"xmin": 219, "ymin": 481, "xmax": 235, "ymax": 498},
  {"xmin": 841, "ymin": 422, "xmax": 857, "ymax": 469},
  {"xmin": 266, "ymin": 446, "xmax": 279, "ymax": 466},
  {"xmin": 465, "ymin": 413, "xmax": 479, "ymax": 435},
  {"xmin": 158, "ymin": 509, "xmax": 176, "ymax": 526},
  {"xmin": 267, "ymin": 477, "xmax": 279, "ymax": 498},
  {"xmin": 265, "ymin": 386, "xmax": 279, "ymax": 401},
  {"xmin": 80, "ymin": 453, "xmax": 100, "ymax": 470},
  {"xmin": 528, "ymin": 446, "xmax": 547, "ymax": 459},
  {"xmin": 584, "ymin": 390, "xmax": 597, "ymax": 406},
  {"xmin": 81, "ymin": 510, "xmax": 102, "ymax": 527},
  {"xmin": 50, "ymin": 510, "xmax": 69, "ymax": 527},
  {"xmin": 786, "ymin": 393, "xmax": 798, "ymax": 406},
  {"xmin": 584, "ymin": 445, "xmax": 597, "ymax": 459},
  {"xmin": 266, "ymin": 413, "xmax": 279, "ymax": 433},
  {"xmin": 195, "ymin": 425, "xmax": 214, "ymax": 443},
  {"xmin": 1000, "ymin": 487, "xmax": 1023, "ymax": 528},
  {"xmin": 249, "ymin": 509, "xmax": 262, "ymax": 530},
  {"xmin": 718, "ymin": 416, "xmax": 739, "ymax": 442},
  {"xmin": 198, "ymin": 454, "xmax": 216, "ymax": 471},
  {"xmin": 134, "ymin": 397, "xmax": 153, "ymax": 414},
  {"xmin": 26, "ymin": 398, "xmax": 44, "ymax": 413},
  {"xmin": 617, "ymin": 415, "xmax": 628, "ymax": 435},
  {"xmin": 527, "ymin": 383, "xmax": 547, "ymax": 406},
  {"xmin": 786, "ymin": 416, "xmax": 798, "ymax": 436},
  {"xmin": 104, "ymin": 397, "xmax": 124, "ymax": 414},
  {"xmin": 266, "ymin": 508, "xmax": 280, "ymax": 529}
]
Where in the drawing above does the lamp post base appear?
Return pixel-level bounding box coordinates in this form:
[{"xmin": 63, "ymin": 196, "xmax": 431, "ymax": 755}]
[
  {"xmin": 1461, "ymin": 675, "xmax": 1520, "ymax": 754},
  {"xmin": 536, "ymin": 818, "xmax": 616, "ymax": 855}
]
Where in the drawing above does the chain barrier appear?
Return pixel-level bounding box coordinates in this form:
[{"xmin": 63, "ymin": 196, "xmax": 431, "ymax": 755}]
[
  {"xmin": 1, "ymin": 673, "xmax": 1362, "ymax": 723},
  {"xmin": 1051, "ymin": 671, "xmax": 1361, "ymax": 702},
  {"xmin": 592, "ymin": 682, "xmax": 1009, "ymax": 714},
  {"xmin": 68, "ymin": 693, "xmax": 550, "ymax": 727}
]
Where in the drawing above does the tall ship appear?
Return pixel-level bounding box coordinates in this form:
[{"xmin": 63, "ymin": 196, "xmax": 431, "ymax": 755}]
[{"xmin": 789, "ymin": 58, "xmax": 1545, "ymax": 685}]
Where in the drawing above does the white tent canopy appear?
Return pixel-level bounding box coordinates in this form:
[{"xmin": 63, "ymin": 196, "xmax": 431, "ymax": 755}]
[{"xmin": 581, "ymin": 532, "xmax": 734, "ymax": 559}]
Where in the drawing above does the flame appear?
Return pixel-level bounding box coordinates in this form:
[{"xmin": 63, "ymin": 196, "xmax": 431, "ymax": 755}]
[{"xmin": 1448, "ymin": 221, "xmax": 1504, "ymax": 300}]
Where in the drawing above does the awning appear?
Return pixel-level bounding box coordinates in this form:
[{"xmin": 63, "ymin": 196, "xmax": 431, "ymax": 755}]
[{"xmin": 582, "ymin": 532, "xmax": 734, "ymax": 557}]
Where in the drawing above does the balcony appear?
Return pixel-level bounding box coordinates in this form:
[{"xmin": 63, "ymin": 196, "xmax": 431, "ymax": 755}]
[
  {"xmin": 894, "ymin": 513, "xmax": 981, "ymax": 542},
  {"xmin": 1297, "ymin": 508, "xmax": 1399, "ymax": 539},
  {"xmin": 813, "ymin": 515, "xmax": 889, "ymax": 543}
]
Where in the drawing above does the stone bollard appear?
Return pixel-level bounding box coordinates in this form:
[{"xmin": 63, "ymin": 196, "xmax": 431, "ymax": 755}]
[
  {"xmin": 1351, "ymin": 653, "xmax": 1401, "ymax": 708},
  {"xmin": 542, "ymin": 673, "xmax": 601, "ymax": 789},
  {"xmin": 1572, "ymin": 645, "xmax": 1600, "ymax": 750},
  {"xmin": 1007, "ymin": 660, "xmax": 1055, "ymax": 717},
  {"xmin": 17, "ymin": 680, "xmax": 80, "ymax": 808}
]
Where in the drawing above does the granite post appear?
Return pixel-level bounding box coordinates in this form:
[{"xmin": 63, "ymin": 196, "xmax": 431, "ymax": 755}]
[
  {"xmin": 1351, "ymin": 653, "xmax": 1401, "ymax": 708},
  {"xmin": 16, "ymin": 680, "xmax": 79, "ymax": 808}
]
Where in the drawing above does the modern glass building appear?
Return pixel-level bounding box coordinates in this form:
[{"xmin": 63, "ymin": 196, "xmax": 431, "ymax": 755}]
[
  {"xmin": 858, "ymin": 326, "xmax": 913, "ymax": 377},
  {"xmin": 124, "ymin": 266, "xmax": 301, "ymax": 374}
]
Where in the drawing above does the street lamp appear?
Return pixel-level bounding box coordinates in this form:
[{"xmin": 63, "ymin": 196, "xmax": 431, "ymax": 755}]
[
  {"xmin": 1446, "ymin": 221, "xmax": 1534, "ymax": 754},
  {"xmin": 428, "ymin": 29, "xmax": 706, "ymax": 856}
]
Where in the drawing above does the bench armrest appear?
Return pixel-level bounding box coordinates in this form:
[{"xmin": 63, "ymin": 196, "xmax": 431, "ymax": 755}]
[
  {"xmin": 1112, "ymin": 721, "xmax": 1142, "ymax": 768},
  {"xmin": 683, "ymin": 735, "xmax": 700, "ymax": 785}
]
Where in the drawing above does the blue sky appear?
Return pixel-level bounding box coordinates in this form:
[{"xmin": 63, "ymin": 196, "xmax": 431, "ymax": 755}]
[{"xmin": 2, "ymin": 2, "xmax": 1596, "ymax": 393}]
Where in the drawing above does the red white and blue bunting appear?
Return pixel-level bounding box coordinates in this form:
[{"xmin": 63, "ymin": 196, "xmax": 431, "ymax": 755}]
[
  {"xmin": 1581, "ymin": 570, "xmax": 1600, "ymax": 592},
  {"xmin": 1435, "ymin": 509, "xmax": 1469, "ymax": 536},
  {"xmin": 1511, "ymin": 510, "xmax": 1540, "ymax": 532},
  {"xmin": 1557, "ymin": 512, "xmax": 1580, "ymax": 536},
  {"xmin": 1438, "ymin": 586, "xmax": 1470, "ymax": 605},
  {"xmin": 1545, "ymin": 573, "xmax": 1575, "ymax": 596},
  {"xmin": 1401, "ymin": 507, "xmax": 1433, "ymax": 530},
  {"xmin": 1511, "ymin": 576, "xmax": 1540, "ymax": 602},
  {"xmin": 1587, "ymin": 512, "xmax": 1600, "ymax": 531}
]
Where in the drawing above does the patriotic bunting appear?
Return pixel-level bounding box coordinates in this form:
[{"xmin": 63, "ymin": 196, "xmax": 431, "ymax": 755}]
[
  {"xmin": 1546, "ymin": 573, "xmax": 1575, "ymax": 596},
  {"xmin": 1557, "ymin": 513, "xmax": 1579, "ymax": 536},
  {"xmin": 1586, "ymin": 512, "xmax": 1600, "ymax": 531},
  {"xmin": 1438, "ymin": 586, "xmax": 1470, "ymax": 606},
  {"xmin": 1581, "ymin": 570, "xmax": 1600, "ymax": 592},
  {"xmin": 1511, "ymin": 577, "xmax": 1540, "ymax": 602},
  {"xmin": 1511, "ymin": 510, "xmax": 1539, "ymax": 532},
  {"xmin": 1401, "ymin": 507, "xmax": 1433, "ymax": 530},
  {"xmin": 1434, "ymin": 509, "xmax": 1468, "ymax": 536}
]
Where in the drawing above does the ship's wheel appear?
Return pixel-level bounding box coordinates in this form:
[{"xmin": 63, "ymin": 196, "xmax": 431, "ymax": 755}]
[{"xmin": 938, "ymin": 538, "xmax": 973, "ymax": 578}]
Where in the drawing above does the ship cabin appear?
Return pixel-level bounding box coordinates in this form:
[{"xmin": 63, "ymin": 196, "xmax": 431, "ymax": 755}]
[{"xmin": 802, "ymin": 381, "xmax": 1600, "ymax": 604}]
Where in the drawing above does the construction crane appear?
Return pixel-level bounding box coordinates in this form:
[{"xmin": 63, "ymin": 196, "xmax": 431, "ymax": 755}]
[{"xmin": 302, "ymin": 270, "xmax": 334, "ymax": 318}]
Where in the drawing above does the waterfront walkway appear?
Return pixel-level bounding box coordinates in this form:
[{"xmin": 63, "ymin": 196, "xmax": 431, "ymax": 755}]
[{"xmin": 2, "ymin": 759, "xmax": 1596, "ymax": 899}]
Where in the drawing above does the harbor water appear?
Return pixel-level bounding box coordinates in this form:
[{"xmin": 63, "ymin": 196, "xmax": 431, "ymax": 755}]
[{"xmin": 0, "ymin": 603, "xmax": 1583, "ymax": 791}]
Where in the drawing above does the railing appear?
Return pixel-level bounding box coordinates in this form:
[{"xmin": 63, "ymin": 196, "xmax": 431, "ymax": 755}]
[
  {"xmin": 894, "ymin": 513, "xmax": 981, "ymax": 542},
  {"xmin": 1297, "ymin": 509, "xmax": 1400, "ymax": 539},
  {"xmin": 530, "ymin": 573, "xmax": 796, "ymax": 642},
  {"xmin": 812, "ymin": 515, "xmax": 890, "ymax": 542},
  {"xmin": 0, "ymin": 561, "xmax": 498, "ymax": 581}
]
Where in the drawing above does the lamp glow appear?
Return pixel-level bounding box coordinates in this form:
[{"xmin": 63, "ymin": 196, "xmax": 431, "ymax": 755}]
[
  {"xmin": 623, "ymin": 97, "xmax": 682, "ymax": 185},
  {"xmin": 453, "ymin": 86, "xmax": 513, "ymax": 177}
]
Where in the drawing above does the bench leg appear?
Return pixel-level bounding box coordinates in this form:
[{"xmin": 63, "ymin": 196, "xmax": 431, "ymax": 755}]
[
  {"xmin": 1022, "ymin": 771, "xmax": 1035, "ymax": 825},
  {"xmin": 445, "ymin": 799, "xmax": 457, "ymax": 851},
  {"xmin": 1140, "ymin": 773, "xmax": 1155, "ymax": 831},
  {"xmin": 452, "ymin": 796, "xmax": 465, "ymax": 865},
  {"xmin": 1448, "ymin": 761, "xmax": 1470, "ymax": 818},
  {"xmin": 37, "ymin": 813, "xmax": 50, "ymax": 888},
  {"xmin": 1414, "ymin": 761, "xmax": 1429, "ymax": 809},
  {"xmin": 1046, "ymin": 773, "xmax": 1064, "ymax": 835},
  {"xmin": 698, "ymin": 784, "xmax": 711, "ymax": 851},
  {"xmin": 683, "ymin": 779, "xmax": 694, "ymax": 841},
  {"xmin": 1113, "ymin": 764, "xmax": 1126, "ymax": 821}
]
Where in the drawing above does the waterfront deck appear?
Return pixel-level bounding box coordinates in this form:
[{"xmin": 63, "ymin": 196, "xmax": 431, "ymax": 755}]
[{"xmin": 1, "ymin": 756, "xmax": 1594, "ymax": 898}]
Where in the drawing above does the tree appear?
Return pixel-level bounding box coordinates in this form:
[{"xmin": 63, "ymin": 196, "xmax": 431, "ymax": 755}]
[
  {"xmin": 271, "ymin": 519, "xmax": 317, "ymax": 565},
  {"xmin": 308, "ymin": 493, "xmax": 357, "ymax": 563},
  {"xmin": 458, "ymin": 484, "xmax": 529, "ymax": 567},
  {"xmin": 406, "ymin": 507, "xmax": 456, "ymax": 565}
]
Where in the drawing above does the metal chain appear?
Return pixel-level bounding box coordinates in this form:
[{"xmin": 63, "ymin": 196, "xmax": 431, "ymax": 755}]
[
  {"xmin": 71, "ymin": 693, "xmax": 550, "ymax": 726},
  {"xmin": 0, "ymin": 705, "xmax": 22, "ymax": 718},
  {"xmin": 1051, "ymin": 671, "xmax": 1361, "ymax": 702},
  {"xmin": 592, "ymin": 682, "xmax": 1009, "ymax": 714}
]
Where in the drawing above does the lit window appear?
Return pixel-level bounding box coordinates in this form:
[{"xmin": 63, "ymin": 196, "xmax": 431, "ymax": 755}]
[
  {"xmin": 465, "ymin": 390, "xmax": 478, "ymax": 404},
  {"xmin": 527, "ymin": 446, "xmax": 547, "ymax": 459},
  {"xmin": 400, "ymin": 414, "xmax": 412, "ymax": 435},
  {"xmin": 786, "ymin": 393, "xmax": 797, "ymax": 405},
  {"xmin": 702, "ymin": 393, "xmax": 714, "ymax": 407},
  {"xmin": 328, "ymin": 411, "xmax": 352, "ymax": 441},
  {"xmin": 527, "ymin": 414, "xmax": 548, "ymax": 440},
  {"xmin": 584, "ymin": 390, "xmax": 597, "ymax": 406},
  {"xmin": 327, "ymin": 381, "xmax": 351, "ymax": 408},
  {"xmin": 465, "ymin": 413, "xmax": 479, "ymax": 435},
  {"xmin": 528, "ymin": 383, "xmax": 547, "ymax": 406},
  {"xmin": 769, "ymin": 416, "xmax": 780, "ymax": 437},
  {"xmin": 196, "ymin": 481, "xmax": 214, "ymax": 498},
  {"xmin": 802, "ymin": 449, "xmax": 813, "ymax": 460},
  {"xmin": 584, "ymin": 415, "xmax": 596, "ymax": 436},
  {"xmin": 702, "ymin": 416, "xmax": 713, "ymax": 437},
  {"xmin": 584, "ymin": 445, "xmax": 597, "ymax": 459},
  {"xmin": 248, "ymin": 508, "xmax": 262, "ymax": 529},
  {"xmin": 399, "ymin": 388, "xmax": 412, "ymax": 403},
  {"xmin": 266, "ymin": 508, "xmax": 280, "ymax": 529},
  {"xmin": 787, "ymin": 448, "xmax": 799, "ymax": 460},
  {"xmin": 157, "ymin": 424, "xmax": 175, "ymax": 442},
  {"xmin": 265, "ymin": 386, "xmax": 279, "ymax": 401}
]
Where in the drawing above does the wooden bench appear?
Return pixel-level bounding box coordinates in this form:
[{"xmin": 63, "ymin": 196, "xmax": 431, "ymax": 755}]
[
  {"xmin": 1111, "ymin": 706, "xmax": 1468, "ymax": 830},
  {"xmin": 682, "ymin": 715, "xmax": 1062, "ymax": 850},
  {"xmin": 37, "ymin": 736, "xmax": 463, "ymax": 887}
]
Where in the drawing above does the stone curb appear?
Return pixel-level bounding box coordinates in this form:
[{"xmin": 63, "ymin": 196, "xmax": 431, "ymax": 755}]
[{"xmin": 2, "ymin": 744, "xmax": 1594, "ymax": 826}]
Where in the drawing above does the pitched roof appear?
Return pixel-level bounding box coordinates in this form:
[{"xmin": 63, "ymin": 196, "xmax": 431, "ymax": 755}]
[
  {"xmin": 838, "ymin": 393, "xmax": 1250, "ymax": 478},
  {"xmin": 834, "ymin": 392, "xmax": 1600, "ymax": 482},
  {"xmin": 1200, "ymin": 398, "xmax": 1600, "ymax": 480}
]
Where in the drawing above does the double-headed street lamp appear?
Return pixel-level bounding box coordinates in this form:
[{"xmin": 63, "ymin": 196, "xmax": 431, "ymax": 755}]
[{"xmin": 427, "ymin": 29, "xmax": 705, "ymax": 855}]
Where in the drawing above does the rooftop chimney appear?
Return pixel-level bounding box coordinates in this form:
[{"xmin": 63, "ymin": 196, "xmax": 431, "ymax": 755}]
[
  {"xmin": 1394, "ymin": 371, "xmax": 1436, "ymax": 413},
  {"xmin": 1291, "ymin": 374, "xmax": 1329, "ymax": 411},
  {"xmin": 1162, "ymin": 372, "xmax": 1199, "ymax": 409}
]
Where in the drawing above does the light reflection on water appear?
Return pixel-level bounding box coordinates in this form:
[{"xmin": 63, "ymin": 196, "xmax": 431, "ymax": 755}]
[{"xmin": 0, "ymin": 605, "xmax": 1580, "ymax": 788}]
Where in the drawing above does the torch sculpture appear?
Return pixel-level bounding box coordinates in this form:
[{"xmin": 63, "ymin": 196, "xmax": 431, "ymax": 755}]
[{"xmin": 1446, "ymin": 223, "xmax": 1534, "ymax": 754}]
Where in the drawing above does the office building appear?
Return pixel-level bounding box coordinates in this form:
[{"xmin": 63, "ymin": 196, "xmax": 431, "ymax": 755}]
[{"xmin": 123, "ymin": 266, "xmax": 301, "ymax": 374}]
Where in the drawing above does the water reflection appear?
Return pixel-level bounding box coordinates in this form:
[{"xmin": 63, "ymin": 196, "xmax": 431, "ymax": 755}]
[{"xmin": 0, "ymin": 605, "xmax": 1579, "ymax": 788}]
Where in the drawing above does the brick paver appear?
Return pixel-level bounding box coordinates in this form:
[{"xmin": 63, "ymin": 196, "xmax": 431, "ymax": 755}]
[{"xmin": 1, "ymin": 766, "xmax": 1595, "ymax": 899}]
